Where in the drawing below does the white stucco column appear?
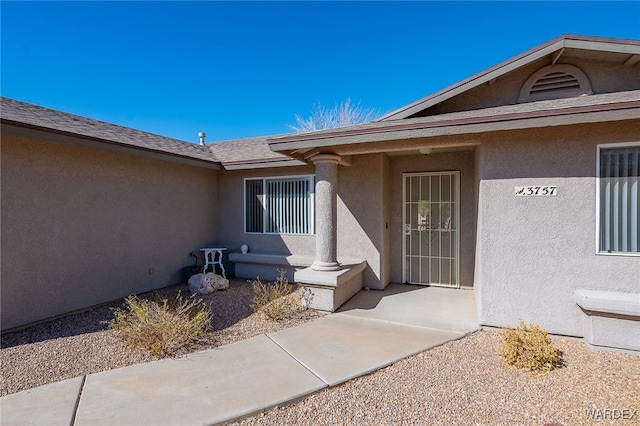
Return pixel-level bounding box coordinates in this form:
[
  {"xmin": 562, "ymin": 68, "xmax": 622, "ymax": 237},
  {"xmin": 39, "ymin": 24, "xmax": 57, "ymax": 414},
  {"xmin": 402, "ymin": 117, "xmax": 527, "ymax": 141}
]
[{"xmin": 311, "ymin": 153, "xmax": 341, "ymax": 271}]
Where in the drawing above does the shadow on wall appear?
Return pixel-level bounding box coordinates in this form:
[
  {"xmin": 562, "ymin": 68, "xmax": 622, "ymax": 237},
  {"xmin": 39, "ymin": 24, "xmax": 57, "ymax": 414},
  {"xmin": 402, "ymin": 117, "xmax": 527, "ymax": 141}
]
[
  {"xmin": 476, "ymin": 123, "xmax": 640, "ymax": 180},
  {"xmin": 334, "ymin": 154, "xmax": 389, "ymax": 289},
  {"xmin": 0, "ymin": 133, "xmax": 220, "ymax": 331}
]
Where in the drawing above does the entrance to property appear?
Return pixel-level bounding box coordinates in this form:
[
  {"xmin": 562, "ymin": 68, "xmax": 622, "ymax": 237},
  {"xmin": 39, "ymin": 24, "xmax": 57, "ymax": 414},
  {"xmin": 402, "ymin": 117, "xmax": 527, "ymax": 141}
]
[{"xmin": 403, "ymin": 172, "xmax": 459, "ymax": 288}]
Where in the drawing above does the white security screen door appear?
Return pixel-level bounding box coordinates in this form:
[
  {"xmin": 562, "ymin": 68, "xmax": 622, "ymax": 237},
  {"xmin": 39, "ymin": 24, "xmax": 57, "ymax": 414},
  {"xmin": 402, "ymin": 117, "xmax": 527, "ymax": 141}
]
[{"xmin": 403, "ymin": 172, "xmax": 460, "ymax": 287}]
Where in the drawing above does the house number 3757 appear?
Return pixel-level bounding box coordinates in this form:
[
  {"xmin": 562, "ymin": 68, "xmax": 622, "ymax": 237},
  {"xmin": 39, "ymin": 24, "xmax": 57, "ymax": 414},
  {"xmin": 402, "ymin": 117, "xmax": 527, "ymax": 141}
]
[{"xmin": 515, "ymin": 186, "xmax": 558, "ymax": 196}]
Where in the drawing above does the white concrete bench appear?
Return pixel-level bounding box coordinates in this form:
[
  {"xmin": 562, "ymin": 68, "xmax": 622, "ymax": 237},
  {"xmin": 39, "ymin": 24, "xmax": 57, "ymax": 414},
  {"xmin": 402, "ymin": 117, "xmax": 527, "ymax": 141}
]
[
  {"xmin": 574, "ymin": 289, "xmax": 640, "ymax": 352},
  {"xmin": 229, "ymin": 252, "xmax": 315, "ymax": 282}
]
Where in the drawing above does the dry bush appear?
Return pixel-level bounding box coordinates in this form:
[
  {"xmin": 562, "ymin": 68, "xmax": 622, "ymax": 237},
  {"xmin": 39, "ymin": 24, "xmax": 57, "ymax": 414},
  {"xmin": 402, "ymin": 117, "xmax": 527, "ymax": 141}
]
[
  {"xmin": 109, "ymin": 292, "xmax": 211, "ymax": 357},
  {"xmin": 498, "ymin": 320, "xmax": 562, "ymax": 371},
  {"xmin": 251, "ymin": 271, "xmax": 297, "ymax": 321}
]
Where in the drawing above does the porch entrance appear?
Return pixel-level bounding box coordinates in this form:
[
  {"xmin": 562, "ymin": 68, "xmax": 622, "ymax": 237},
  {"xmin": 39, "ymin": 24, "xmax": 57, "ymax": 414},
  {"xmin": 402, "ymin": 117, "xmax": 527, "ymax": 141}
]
[{"xmin": 403, "ymin": 172, "xmax": 459, "ymax": 288}]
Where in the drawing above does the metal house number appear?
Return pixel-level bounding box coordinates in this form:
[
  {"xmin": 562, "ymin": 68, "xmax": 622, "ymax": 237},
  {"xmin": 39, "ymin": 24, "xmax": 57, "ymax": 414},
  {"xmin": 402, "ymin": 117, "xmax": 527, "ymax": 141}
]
[{"xmin": 515, "ymin": 186, "xmax": 558, "ymax": 196}]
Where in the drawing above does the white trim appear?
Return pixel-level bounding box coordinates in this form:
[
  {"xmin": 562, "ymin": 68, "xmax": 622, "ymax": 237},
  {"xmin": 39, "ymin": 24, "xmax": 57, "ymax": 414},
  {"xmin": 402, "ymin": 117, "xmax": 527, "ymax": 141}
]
[
  {"xmin": 402, "ymin": 171, "xmax": 461, "ymax": 287},
  {"xmin": 243, "ymin": 174, "xmax": 315, "ymax": 235},
  {"xmin": 595, "ymin": 141, "xmax": 640, "ymax": 257}
]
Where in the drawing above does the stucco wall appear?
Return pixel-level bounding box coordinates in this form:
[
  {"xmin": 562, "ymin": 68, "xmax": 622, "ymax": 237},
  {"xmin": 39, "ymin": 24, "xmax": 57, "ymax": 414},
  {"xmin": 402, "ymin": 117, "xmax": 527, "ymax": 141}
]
[
  {"xmin": 217, "ymin": 155, "xmax": 390, "ymax": 290},
  {"xmin": 1, "ymin": 134, "xmax": 218, "ymax": 330},
  {"xmin": 337, "ymin": 154, "xmax": 389, "ymax": 289},
  {"xmin": 474, "ymin": 121, "xmax": 640, "ymax": 337},
  {"xmin": 216, "ymin": 165, "xmax": 316, "ymax": 276},
  {"xmin": 389, "ymin": 151, "xmax": 477, "ymax": 287}
]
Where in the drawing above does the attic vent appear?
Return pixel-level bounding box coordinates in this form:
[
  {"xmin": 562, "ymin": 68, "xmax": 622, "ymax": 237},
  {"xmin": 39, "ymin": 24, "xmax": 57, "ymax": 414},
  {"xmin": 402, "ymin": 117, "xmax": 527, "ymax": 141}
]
[
  {"xmin": 530, "ymin": 72, "xmax": 580, "ymax": 94},
  {"xmin": 518, "ymin": 64, "xmax": 592, "ymax": 103}
]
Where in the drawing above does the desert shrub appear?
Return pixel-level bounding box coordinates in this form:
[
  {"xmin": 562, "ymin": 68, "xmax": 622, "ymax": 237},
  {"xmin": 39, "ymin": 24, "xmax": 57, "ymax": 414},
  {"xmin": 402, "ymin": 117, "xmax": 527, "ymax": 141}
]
[
  {"xmin": 251, "ymin": 271, "xmax": 296, "ymax": 321},
  {"xmin": 498, "ymin": 320, "xmax": 562, "ymax": 371},
  {"xmin": 109, "ymin": 292, "xmax": 211, "ymax": 357}
]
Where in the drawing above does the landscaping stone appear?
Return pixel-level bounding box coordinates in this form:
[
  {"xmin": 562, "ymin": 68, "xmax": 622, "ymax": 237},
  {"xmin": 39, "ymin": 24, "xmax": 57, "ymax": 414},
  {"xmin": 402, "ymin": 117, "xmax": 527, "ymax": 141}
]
[
  {"xmin": 212, "ymin": 274, "xmax": 229, "ymax": 291},
  {"xmin": 188, "ymin": 273, "xmax": 228, "ymax": 294}
]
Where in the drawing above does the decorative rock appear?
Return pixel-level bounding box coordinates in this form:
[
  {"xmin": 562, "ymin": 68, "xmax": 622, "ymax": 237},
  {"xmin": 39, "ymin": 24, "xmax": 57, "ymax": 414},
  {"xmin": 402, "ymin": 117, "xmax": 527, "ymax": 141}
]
[
  {"xmin": 212, "ymin": 274, "xmax": 229, "ymax": 291},
  {"xmin": 188, "ymin": 273, "xmax": 228, "ymax": 294},
  {"xmin": 188, "ymin": 273, "xmax": 214, "ymax": 294}
]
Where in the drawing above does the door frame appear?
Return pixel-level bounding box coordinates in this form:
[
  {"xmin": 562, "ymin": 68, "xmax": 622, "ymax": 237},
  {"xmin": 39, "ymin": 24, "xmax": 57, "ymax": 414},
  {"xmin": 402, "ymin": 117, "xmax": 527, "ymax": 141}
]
[{"xmin": 402, "ymin": 171, "xmax": 460, "ymax": 288}]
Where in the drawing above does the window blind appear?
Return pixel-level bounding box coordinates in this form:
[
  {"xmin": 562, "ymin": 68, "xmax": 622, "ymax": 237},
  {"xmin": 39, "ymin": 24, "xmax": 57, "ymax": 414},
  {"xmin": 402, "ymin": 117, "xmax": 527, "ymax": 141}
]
[
  {"xmin": 245, "ymin": 176, "xmax": 313, "ymax": 234},
  {"xmin": 600, "ymin": 147, "xmax": 640, "ymax": 253}
]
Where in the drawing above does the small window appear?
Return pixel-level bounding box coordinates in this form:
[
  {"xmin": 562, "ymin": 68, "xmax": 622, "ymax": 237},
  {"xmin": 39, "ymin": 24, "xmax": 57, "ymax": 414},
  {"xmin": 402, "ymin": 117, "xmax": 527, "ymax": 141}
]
[
  {"xmin": 245, "ymin": 176, "xmax": 314, "ymax": 235},
  {"xmin": 598, "ymin": 145, "xmax": 640, "ymax": 254}
]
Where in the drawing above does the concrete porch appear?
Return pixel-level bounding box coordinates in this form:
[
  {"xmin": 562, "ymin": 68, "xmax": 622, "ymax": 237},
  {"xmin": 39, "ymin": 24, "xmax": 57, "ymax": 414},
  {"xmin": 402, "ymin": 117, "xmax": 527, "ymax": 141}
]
[{"xmin": 337, "ymin": 282, "xmax": 479, "ymax": 333}]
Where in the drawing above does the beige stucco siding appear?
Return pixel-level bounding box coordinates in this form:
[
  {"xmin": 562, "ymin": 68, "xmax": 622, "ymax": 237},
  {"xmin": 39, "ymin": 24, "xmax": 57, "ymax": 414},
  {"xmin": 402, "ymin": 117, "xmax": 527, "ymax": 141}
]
[
  {"xmin": 216, "ymin": 165, "xmax": 316, "ymax": 263},
  {"xmin": 337, "ymin": 154, "xmax": 389, "ymax": 289},
  {"xmin": 389, "ymin": 150, "xmax": 477, "ymax": 287},
  {"xmin": 474, "ymin": 121, "xmax": 640, "ymax": 337},
  {"xmin": 1, "ymin": 134, "xmax": 218, "ymax": 330},
  {"xmin": 217, "ymin": 155, "xmax": 391, "ymax": 290}
]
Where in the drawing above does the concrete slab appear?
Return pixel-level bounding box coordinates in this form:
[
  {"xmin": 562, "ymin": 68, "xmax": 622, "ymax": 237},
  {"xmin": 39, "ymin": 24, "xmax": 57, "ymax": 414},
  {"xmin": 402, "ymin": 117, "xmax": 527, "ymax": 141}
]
[
  {"xmin": 0, "ymin": 376, "xmax": 83, "ymax": 426},
  {"xmin": 337, "ymin": 283, "xmax": 479, "ymax": 333},
  {"xmin": 73, "ymin": 334, "xmax": 327, "ymax": 426},
  {"xmin": 268, "ymin": 314, "xmax": 462, "ymax": 386}
]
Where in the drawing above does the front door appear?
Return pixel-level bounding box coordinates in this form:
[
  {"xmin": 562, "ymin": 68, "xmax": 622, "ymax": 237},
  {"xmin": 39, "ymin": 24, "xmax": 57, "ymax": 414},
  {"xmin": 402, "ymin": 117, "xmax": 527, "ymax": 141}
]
[{"xmin": 403, "ymin": 172, "xmax": 459, "ymax": 287}]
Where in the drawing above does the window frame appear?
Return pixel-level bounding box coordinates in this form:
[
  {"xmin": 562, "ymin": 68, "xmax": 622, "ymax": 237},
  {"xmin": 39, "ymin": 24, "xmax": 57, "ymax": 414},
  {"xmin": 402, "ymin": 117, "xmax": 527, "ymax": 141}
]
[
  {"xmin": 595, "ymin": 141, "xmax": 640, "ymax": 257},
  {"xmin": 243, "ymin": 174, "xmax": 315, "ymax": 235}
]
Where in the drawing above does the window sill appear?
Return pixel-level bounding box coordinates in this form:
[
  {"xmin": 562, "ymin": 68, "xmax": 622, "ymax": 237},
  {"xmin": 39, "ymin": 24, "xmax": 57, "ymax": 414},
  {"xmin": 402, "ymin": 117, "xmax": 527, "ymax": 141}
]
[
  {"xmin": 595, "ymin": 251, "xmax": 640, "ymax": 258},
  {"xmin": 244, "ymin": 232, "xmax": 315, "ymax": 236}
]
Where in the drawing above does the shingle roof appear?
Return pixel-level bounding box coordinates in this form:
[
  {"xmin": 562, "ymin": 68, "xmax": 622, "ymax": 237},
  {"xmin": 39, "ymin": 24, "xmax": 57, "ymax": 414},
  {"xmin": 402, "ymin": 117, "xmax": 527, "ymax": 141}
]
[
  {"xmin": 209, "ymin": 134, "xmax": 306, "ymax": 169},
  {"xmin": 268, "ymin": 90, "xmax": 640, "ymax": 150},
  {"xmin": 0, "ymin": 97, "xmax": 219, "ymax": 164}
]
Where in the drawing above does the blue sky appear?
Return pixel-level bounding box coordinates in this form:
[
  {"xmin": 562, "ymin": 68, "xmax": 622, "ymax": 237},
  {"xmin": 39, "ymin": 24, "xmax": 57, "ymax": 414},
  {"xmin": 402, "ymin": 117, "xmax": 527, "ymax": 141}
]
[{"xmin": 2, "ymin": 2, "xmax": 639, "ymax": 143}]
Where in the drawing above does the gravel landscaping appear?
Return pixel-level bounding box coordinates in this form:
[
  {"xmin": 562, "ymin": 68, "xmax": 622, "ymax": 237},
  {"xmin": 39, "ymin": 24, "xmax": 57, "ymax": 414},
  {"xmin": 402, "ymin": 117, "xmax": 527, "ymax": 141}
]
[
  {"xmin": 2, "ymin": 280, "xmax": 638, "ymax": 425},
  {"xmin": 238, "ymin": 330, "xmax": 639, "ymax": 426},
  {"xmin": 1, "ymin": 278, "xmax": 325, "ymax": 397}
]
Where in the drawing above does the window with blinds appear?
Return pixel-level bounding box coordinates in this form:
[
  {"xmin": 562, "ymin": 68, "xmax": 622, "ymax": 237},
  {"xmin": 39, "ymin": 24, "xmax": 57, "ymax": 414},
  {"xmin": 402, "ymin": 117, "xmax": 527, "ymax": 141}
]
[
  {"xmin": 598, "ymin": 146, "xmax": 640, "ymax": 254},
  {"xmin": 244, "ymin": 176, "xmax": 314, "ymax": 234}
]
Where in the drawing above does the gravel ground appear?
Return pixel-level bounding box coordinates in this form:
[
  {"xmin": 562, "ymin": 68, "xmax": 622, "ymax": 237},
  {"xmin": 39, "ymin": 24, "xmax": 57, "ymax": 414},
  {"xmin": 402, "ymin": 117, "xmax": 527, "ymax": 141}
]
[
  {"xmin": 0, "ymin": 279, "xmax": 325, "ymax": 397},
  {"xmin": 237, "ymin": 329, "xmax": 639, "ymax": 426},
  {"xmin": 2, "ymin": 282, "xmax": 639, "ymax": 425}
]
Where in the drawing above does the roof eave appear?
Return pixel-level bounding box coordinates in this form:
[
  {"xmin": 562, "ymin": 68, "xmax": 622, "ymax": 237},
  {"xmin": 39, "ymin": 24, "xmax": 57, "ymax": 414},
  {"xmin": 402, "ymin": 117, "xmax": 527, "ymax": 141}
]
[
  {"xmin": 1, "ymin": 119, "xmax": 223, "ymax": 170},
  {"xmin": 268, "ymin": 102, "xmax": 640, "ymax": 151},
  {"xmin": 221, "ymin": 158, "xmax": 307, "ymax": 170}
]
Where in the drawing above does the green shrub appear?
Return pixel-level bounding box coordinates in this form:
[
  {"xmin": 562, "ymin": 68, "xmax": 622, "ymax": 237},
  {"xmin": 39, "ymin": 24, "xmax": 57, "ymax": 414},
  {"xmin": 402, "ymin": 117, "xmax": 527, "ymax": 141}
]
[
  {"xmin": 498, "ymin": 320, "xmax": 562, "ymax": 371},
  {"xmin": 251, "ymin": 271, "xmax": 296, "ymax": 321},
  {"xmin": 109, "ymin": 292, "xmax": 211, "ymax": 357}
]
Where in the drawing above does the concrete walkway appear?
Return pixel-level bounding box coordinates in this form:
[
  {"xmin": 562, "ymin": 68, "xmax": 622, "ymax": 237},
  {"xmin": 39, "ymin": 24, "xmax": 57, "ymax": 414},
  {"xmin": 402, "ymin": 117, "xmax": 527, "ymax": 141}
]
[{"xmin": 1, "ymin": 284, "xmax": 479, "ymax": 426}]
